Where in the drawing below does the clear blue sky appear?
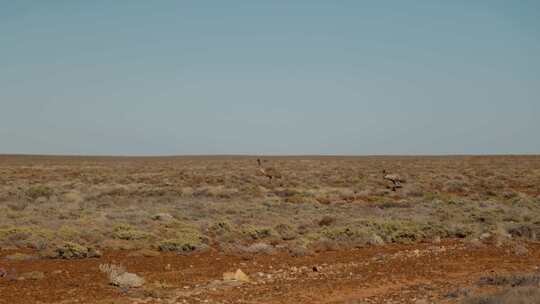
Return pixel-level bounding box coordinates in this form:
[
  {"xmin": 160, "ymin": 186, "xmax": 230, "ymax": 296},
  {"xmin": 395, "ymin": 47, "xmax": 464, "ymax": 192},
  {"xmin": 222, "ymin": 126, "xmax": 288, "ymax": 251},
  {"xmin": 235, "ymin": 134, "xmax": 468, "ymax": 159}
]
[{"xmin": 1, "ymin": 1, "xmax": 539, "ymax": 155}]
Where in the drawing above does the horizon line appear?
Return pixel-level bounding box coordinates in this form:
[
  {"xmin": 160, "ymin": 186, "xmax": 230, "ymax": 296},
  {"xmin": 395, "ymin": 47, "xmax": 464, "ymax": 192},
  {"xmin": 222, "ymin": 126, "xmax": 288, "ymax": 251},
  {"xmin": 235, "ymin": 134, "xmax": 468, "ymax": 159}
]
[{"xmin": 1, "ymin": 153, "xmax": 538, "ymax": 158}]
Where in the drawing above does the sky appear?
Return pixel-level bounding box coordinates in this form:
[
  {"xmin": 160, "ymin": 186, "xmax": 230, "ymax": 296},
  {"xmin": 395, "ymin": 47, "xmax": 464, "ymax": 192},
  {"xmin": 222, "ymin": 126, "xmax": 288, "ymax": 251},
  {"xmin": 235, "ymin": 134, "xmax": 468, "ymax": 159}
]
[{"xmin": 1, "ymin": 1, "xmax": 539, "ymax": 155}]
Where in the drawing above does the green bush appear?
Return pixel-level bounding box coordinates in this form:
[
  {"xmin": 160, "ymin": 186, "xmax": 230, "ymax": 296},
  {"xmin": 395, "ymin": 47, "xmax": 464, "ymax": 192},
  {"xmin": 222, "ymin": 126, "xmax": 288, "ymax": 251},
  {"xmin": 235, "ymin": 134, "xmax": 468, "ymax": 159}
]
[
  {"xmin": 242, "ymin": 226, "xmax": 273, "ymax": 240},
  {"xmin": 159, "ymin": 236, "xmax": 201, "ymax": 253},
  {"xmin": 26, "ymin": 185, "xmax": 54, "ymax": 200},
  {"xmin": 112, "ymin": 224, "xmax": 152, "ymax": 240},
  {"xmin": 158, "ymin": 225, "xmax": 205, "ymax": 252}
]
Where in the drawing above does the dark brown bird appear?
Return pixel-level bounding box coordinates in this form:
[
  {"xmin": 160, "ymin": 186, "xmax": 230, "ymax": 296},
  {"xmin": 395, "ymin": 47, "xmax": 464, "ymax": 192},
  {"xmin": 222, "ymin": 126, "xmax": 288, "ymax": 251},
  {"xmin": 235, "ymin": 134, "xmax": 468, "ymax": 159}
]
[
  {"xmin": 382, "ymin": 169, "xmax": 404, "ymax": 191},
  {"xmin": 257, "ymin": 158, "xmax": 282, "ymax": 183}
]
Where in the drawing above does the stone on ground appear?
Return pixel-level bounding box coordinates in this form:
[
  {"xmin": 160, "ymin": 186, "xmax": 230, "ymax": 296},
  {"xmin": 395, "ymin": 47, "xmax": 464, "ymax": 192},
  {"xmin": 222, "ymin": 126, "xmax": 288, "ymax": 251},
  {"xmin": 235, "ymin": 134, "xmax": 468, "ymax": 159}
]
[
  {"xmin": 223, "ymin": 269, "xmax": 250, "ymax": 283},
  {"xmin": 18, "ymin": 271, "xmax": 45, "ymax": 281},
  {"xmin": 111, "ymin": 272, "xmax": 145, "ymax": 288}
]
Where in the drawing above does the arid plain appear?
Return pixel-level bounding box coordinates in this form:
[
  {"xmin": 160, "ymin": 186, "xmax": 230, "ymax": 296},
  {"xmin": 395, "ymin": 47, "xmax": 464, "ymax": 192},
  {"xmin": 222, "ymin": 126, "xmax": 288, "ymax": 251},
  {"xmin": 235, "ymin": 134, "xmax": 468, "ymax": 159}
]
[{"xmin": 1, "ymin": 155, "xmax": 539, "ymax": 303}]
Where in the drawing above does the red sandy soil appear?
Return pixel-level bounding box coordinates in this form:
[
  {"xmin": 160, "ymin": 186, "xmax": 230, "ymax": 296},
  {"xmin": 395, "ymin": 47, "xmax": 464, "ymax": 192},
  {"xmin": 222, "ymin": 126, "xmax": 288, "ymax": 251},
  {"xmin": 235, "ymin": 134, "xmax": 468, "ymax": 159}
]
[{"xmin": 1, "ymin": 240, "xmax": 539, "ymax": 304}]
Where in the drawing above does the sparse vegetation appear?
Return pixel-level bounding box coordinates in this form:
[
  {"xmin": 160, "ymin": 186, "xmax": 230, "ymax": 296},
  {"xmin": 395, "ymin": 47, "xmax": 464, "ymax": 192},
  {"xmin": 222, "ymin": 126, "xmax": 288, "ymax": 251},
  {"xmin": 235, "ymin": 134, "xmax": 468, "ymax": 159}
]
[
  {"xmin": 53, "ymin": 242, "xmax": 101, "ymax": 259},
  {"xmin": 158, "ymin": 228, "xmax": 205, "ymax": 253},
  {"xmin": 0, "ymin": 155, "xmax": 539, "ymax": 304},
  {"xmin": 477, "ymin": 273, "xmax": 540, "ymax": 288},
  {"xmin": 0, "ymin": 155, "xmax": 539, "ymax": 254},
  {"xmin": 462, "ymin": 287, "xmax": 540, "ymax": 304},
  {"xmin": 112, "ymin": 223, "xmax": 152, "ymax": 240},
  {"xmin": 25, "ymin": 185, "xmax": 54, "ymax": 200}
]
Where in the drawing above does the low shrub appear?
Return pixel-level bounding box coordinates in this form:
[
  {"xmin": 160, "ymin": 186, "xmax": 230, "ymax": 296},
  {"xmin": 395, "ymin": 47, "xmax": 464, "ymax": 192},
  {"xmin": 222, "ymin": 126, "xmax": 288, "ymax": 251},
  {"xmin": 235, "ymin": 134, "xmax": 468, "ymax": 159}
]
[
  {"xmin": 361, "ymin": 220, "xmax": 426, "ymax": 243},
  {"xmin": 463, "ymin": 287, "xmax": 540, "ymax": 304},
  {"xmin": 274, "ymin": 223, "xmax": 297, "ymax": 240},
  {"xmin": 158, "ymin": 226, "xmax": 205, "ymax": 253},
  {"xmin": 318, "ymin": 216, "xmax": 336, "ymax": 227},
  {"xmin": 25, "ymin": 185, "xmax": 54, "ymax": 200},
  {"xmin": 159, "ymin": 238, "xmax": 200, "ymax": 253},
  {"xmin": 209, "ymin": 221, "xmax": 232, "ymax": 235},
  {"xmin": 507, "ymin": 223, "xmax": 539, "ymax": 240},
  {"xmin": 57, "ymin": 226, "xmax": 82, "ymax": 242},
  {"xmin": 53, "ymin": 242, "xmax": 102, "ymax": 259},
  {"xmin": 242, "ymin": 226, "xmax": 273, "ymax": 240},
  {"xmin": 112, "ymin": 224, "xmax": 152, "ymax": 241},
  {"xmin": 286, "ymin": 242, "xmax": 313, "ymax": 257},
  {"xmin": 242, "ymin": 242, "xmax": 276, "ymax": 254},
  {"xmin": 0, "ymin": 226, "xmax": 54, "ymax": 248},
  {"xmin": 477, "ymin": 273, "xmax": 540, "ymax": 287}
]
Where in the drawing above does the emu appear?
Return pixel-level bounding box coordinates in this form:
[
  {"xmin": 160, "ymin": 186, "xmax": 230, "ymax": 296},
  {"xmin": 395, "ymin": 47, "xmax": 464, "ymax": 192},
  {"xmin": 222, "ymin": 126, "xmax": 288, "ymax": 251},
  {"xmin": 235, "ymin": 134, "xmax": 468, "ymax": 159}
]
[
  {"xmin": 382, "ymin": 169, "xmax": 404, "ymax": 191},
  {"xmin": 257, "ymin": 158, "xmax": 281, "ymax": 183}
]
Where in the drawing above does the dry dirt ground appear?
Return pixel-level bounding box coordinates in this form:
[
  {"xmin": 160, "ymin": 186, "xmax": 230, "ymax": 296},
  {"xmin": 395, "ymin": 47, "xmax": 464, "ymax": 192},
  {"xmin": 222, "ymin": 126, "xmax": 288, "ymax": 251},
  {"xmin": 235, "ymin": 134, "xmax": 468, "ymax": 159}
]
[
  {"xmin": 1, "ymin": 241, "xmax": 539, "ymax": 304},
  {"xmin": 1, "ymin": 155, "xmax": 539, "ymax": 303}
]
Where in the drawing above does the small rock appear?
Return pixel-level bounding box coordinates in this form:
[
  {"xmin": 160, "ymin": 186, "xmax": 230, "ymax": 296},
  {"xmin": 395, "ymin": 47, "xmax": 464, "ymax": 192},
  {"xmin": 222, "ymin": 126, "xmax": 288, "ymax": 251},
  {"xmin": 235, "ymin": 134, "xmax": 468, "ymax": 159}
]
[
  {"xmin": 0, "ymin": 267, "xmax": 6, "ymax": 277},
  {"xmin": 5, "ymin": 253, "xmax": 36, "ymax": 261},
  {"xmin": 234, "ymin": 269, "xmax": 250, "ymax": 282},
  {"xmin": 111, "ymin": 272, "xmax": 145, "ymax": 288},
  {"xmin": 480, "ymin": 233, "xmax": 492, "ymax": 240},
  {"xmin": 223, "ymin": 269, "xmax": 250, "ymax": 282},
  {"xmin": 368, "ymin": 234, "xmax": 385, "ymax": 245},
  {"xmin": 152, "ymin": 213, "xmax": 174, "ymax": 222},
  {"xmin": 18, "ymin": 271, "xmax": 45, "ymax": 281},
  {"xmin": 243, "ymin": 243, "xmax": 275, "ymax": 255},
  {"xmin": 514, "ymin": 244, "xmax": 529, "ymax": 256},
  {"xmin": 223, "ymin": 271, "xmax": 235, "ymax": 281}
]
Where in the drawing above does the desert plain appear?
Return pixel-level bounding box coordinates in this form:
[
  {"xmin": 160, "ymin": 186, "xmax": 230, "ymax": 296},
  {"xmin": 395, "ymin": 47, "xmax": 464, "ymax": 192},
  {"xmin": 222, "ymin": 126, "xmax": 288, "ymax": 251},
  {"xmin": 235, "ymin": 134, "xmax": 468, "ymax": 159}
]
[{"xmin": 1, "ymin": 155, "xmax": 540, "ymax": 303}]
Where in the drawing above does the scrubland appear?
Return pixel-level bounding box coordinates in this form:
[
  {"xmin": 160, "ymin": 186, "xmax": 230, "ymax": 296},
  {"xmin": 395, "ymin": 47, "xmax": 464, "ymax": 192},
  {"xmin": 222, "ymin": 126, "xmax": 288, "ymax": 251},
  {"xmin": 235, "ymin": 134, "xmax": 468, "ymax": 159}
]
[
  {"xmin": 1, "ymin": 155, "xmax": 539, "ymax": 254},
  {"xmin": 0, "ymin": 155, "xmax": 539, "ymax": 303}
]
